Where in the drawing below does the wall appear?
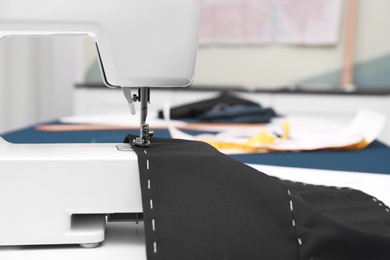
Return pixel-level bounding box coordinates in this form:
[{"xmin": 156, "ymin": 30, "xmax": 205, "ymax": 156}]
[
  {"xmin": 0, "ymin": 38, "xmax": 38, "ymax": 133},
  {"xmin": 194, "ymin": 0, "xmax": 390, "ymax": 87},
  {"xmin": 0, "ymin": 40, "xmax": 5, "ymax": 132},
  {"xmin": 83, "ymin": 0, "xmax": 390, "ymax": 88},
  {"xmin": 0, "ymin": 37, "xmax": 84, "ymax": 133}
]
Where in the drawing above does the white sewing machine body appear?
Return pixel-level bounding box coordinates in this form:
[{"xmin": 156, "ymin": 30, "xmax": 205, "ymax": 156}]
[
  {"xmin": 0, "ymin": 0, "xmax": 199, "ymax": 247},
  {"xmin": 0, "ymin": 139, "xmax": 141, "ymax": 247},
  {"xmin": 0, "ymin": 0, "xmax": 199, "ymax": 88}
]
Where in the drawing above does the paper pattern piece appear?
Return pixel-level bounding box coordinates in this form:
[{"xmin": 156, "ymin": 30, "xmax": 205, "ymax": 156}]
[
  {"xmin": 168, "ymin": 109, "xmax": 387, "ymax": 154},
  {"xmin": 199, "ymin": 0, "xmax": 343, "ymax": 45}
]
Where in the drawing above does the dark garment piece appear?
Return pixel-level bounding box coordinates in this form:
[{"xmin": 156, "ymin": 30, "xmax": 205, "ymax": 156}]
[
  {"xmin": 196, "ymin": 105, "xmax": 278, "ymax": 123},
  {"xmin": 157, "ymin": 91, "xmax": 278, "ymax": 123},
  {"xmin": 127, "ymin": 136, "xmax": 390, "ymax": 260},
  {"xmin": 282, "ymin": 180, "xmax": 390, "ymax": 260}
]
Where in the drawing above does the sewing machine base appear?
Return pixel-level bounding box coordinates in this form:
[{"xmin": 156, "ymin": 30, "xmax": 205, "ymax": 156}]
[{"xmin": 0, "ymin": 138, "xmax": 142, "ymax": 247}]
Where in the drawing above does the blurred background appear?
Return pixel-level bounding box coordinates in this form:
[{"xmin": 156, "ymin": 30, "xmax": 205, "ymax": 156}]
[{"xmin": 1, "ymin": 0, "xmax": 389, "ymax": 143}]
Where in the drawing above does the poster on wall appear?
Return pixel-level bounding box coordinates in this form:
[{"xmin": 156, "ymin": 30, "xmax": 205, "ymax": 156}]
[{"xmin": 199, "ymin": 0, "xmax": 343, "ymax": 45}]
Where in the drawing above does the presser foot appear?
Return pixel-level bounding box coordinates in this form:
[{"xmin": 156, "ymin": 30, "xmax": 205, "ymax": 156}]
[
  {"xmin": 122, "ymin": 87, "xmax": 154, "ymax": 147},
  {"xmin": 132, "ymin": 123, "xmax": 154, "ymax": 147}
]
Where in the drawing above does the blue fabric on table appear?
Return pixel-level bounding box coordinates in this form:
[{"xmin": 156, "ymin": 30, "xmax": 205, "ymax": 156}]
[
  {"xmin": 2, "ymin": 121, "xmax": 170, "ymax": 144},
  {"xmin": 230, "ymin": 141, "xmax": 390, "ymax": 174},
  {"xmin": 2, "ymin": 121, "xmax": 389, "ymax": 174}
]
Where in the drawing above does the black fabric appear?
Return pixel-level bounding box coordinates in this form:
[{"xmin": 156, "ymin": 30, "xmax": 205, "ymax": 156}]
[
  {"xmin": 157, "ymin": 91, "xmax": 278, "ymax": 123},
  {"xmin": 282, "ymin": 180, "xmax": 390, "ymax": 259},
  {"xmin": 130, "ymin": 136, "xmax": 390, "ymax": 259},
  {"xmin": 196, "ymin": 105, "xmax": 278, "ymax": 123}
]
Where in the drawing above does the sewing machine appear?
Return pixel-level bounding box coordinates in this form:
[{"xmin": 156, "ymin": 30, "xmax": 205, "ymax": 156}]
[{"xmin": 0, "ymin": 0, "xmax": 199, "ymax": 248}]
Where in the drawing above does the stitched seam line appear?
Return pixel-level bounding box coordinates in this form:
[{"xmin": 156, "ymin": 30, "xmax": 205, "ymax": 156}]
[
  {"xmin": 371, "ymin": 197, "xmax": 390, "ymax": 229},
  {"xmin": 287, "ymin": 189, "xmax": 302, "ymax": 250},
  {"xmin": 144, "ymin": 149, "xmax": 157, "ymax": 255}
]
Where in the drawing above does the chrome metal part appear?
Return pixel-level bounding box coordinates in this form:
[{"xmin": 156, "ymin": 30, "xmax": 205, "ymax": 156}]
[
  {"xmin": 132, "ymin": 87, "xmax": 154, "ymax": 147},
  {"xmin": 116, "ymin": 143, "xmax": 133, "ymax": 151}
]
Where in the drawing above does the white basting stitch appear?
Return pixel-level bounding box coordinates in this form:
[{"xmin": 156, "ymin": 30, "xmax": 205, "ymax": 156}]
[
  {"xmin": 287, "ymin": 189, "xmax": 302, "ymax": 247},
  {"xmin": 152, "ymin": 219, "xmax": 156, "ymax": 231},
  {"xmin": 153, "ymin": 242, "xmax": 157, "ymax": 253},
  {"xmin": 144, "ymin": 156, "xmax": 157, "ymax": 256},
  {"xmin": 144, "ymin": 150, "xmax": 147, "ymax": 154},
  {"xmin": 368, "ymin": 196, "xmax": 390, "ymax": 215}
]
